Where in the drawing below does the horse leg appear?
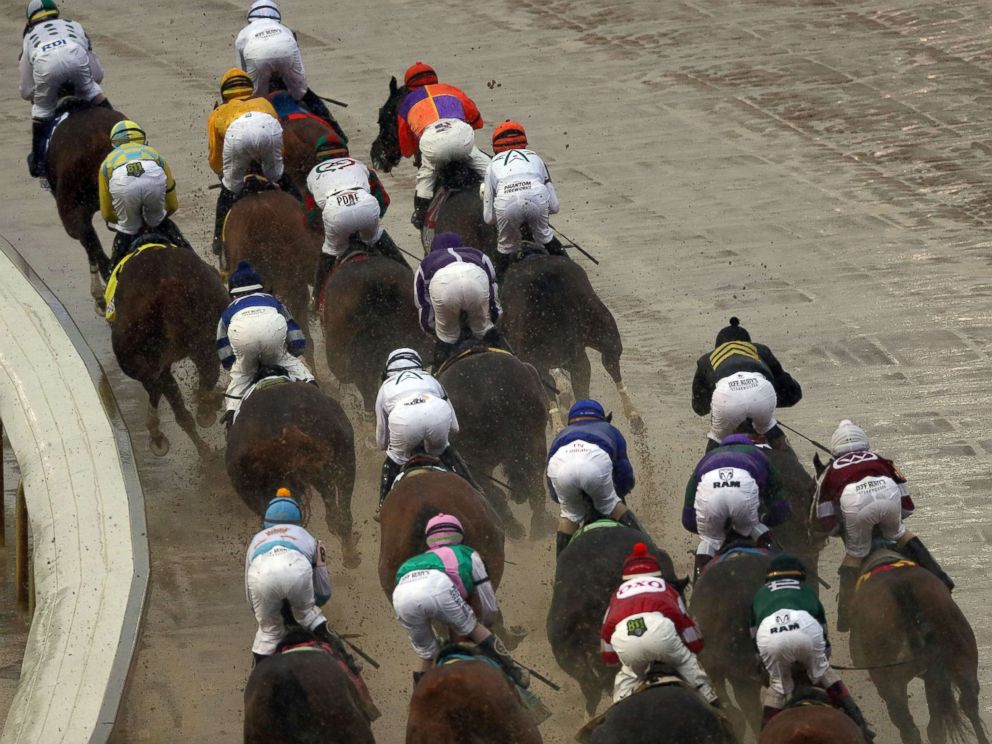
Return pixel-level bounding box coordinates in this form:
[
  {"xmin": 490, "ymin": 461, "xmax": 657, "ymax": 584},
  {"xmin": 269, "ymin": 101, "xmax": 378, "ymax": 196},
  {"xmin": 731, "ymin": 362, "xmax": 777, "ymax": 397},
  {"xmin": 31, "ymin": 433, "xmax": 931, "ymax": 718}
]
[
  {"xmin": 547, "ymin": 367, "xmax": 572, "ymax": 431},
  {"xmin": 957, "ymin": 671, "xmax": 991, "ymax": 744},
  {"xmin": 79, "ymin": 219, "xmax": 111, "ymax": 313},
  {"xmin": 730, "ymin": 673, "xmax": 764, "ymax": 739},
  {"xmin": 483, "ymin": 475, "xmax": 526, "ymax": 541},
  {"xmin": 143, "ymin": 386, "xmax": 170, "ymax": 457},
  {"xmin": 565, "ymin": 350, "xmax": 591, "ymax": 402},
  {"xmin": 587, "ymin": 306, "xmax": 644, "ymax": 433},
  {"xmin": 711, "ymin": 674, "xmax": 748, "ymax": 741},
  {"xmin": 193, "ymin": 346, "xmax": 222, "ymax": 428},
  {"xmin": 600, "ymin": 350, "xmax": 644, "ymax": 435},
  {"xmin": 158, "ymin": 368, "xmax": 212, "ymax": 459},
  {"xmin": 510, "ymin": 442, "xmax": 555, "ymax": 539},
  {"xmin": 324, "ymin": 462, "xmax": 360, "ymax": 569},
  {"xmin": 872, "ymin": 671, "xmax": 923, "ymax": 744}
]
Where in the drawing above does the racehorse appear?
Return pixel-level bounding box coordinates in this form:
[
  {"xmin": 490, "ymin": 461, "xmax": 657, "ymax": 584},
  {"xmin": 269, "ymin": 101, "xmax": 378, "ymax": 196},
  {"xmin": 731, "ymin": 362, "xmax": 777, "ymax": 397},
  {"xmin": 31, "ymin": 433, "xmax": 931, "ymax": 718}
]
[
  {"xmin": 499, "ymin": 254, "xmax": 644, "ymax": 433},
  {"xmin": 108, "ymin": 240, "xmax": 227, "ymax": 458},
  {"xmin": 765, "ymin": 444, "xmax": 825, "ymax": 589},
  {"xmin": 758, "ymin": 691, "xmax": 866, "ymax": 744},
  {"xmin": 439, "ymin": 349, "xmax": 554, "ymax": 539},
  {"xmin": 226, "ymin": 380, "xmax": 360, "ymax": 567},
  {"xmin": 45, "ymin": 97, "xmax": 125, "ymax": 306},
  {"xmin": 547, "ymin": 522, "xmax": 677, "ymax": 715},
  {"xmin": 689, "ymin": 547, "xmax": 772, "ymax": 740},
  {"xmin": 244, "ymin": 627, "xmax": 375, "ymax": 744},
  {"xmin": 222, "ymin": 184, "xmax": 320, "ymax": 364},
  {"xmin": 406, "ymin": 645, "xmax": 542, "ymax": 744},
  {"xmin": 321, "ymin": 254, "xmax": 426, "ymax": 416},
  {"xmin": 269, "ymin": 89, "xmax": 343, "ymax": 195},
  {"xmin": 850, "ymin": 556, "xmax": 988, "ymax": 744}
]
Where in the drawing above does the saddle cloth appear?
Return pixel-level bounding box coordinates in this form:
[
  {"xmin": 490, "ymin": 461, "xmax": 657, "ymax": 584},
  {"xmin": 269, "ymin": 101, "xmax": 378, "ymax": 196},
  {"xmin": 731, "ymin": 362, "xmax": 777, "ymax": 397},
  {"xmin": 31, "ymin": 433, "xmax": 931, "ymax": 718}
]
[
  {"xmin": 234, "ymin": 375, "xmax": 290, "ymax": 422},
  {"xmin": 856, "ymin": 554, "xmax": 917, "ymax": 592},
  {"xmin": 103, "ymin": 242, "xmax": 169, "ymax": 322}
]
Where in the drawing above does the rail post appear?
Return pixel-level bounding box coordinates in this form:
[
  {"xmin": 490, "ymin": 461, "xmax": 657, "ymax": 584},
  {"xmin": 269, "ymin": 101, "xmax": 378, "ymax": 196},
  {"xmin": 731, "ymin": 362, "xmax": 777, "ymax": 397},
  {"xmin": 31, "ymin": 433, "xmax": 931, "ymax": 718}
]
[{"xmin": 15, "ymin": 481, "xmax": 28, "ymax": 610}]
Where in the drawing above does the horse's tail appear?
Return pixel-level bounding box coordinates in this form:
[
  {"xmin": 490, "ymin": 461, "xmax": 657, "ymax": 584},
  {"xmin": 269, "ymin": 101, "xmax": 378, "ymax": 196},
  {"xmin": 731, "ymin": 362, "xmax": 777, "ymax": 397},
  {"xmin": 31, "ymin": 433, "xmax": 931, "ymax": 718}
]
[
  {"xmin": 892, "ymin": 575, "xmax": 969, "ymax": 743},
  {"xmin": 361, "ymin": 275, "xmax": 403, "ymax": 321}
]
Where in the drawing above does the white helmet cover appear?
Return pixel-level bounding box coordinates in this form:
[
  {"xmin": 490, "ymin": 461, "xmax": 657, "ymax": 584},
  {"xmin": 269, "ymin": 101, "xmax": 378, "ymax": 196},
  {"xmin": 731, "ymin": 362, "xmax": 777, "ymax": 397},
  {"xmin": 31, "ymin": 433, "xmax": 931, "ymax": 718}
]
[
  {"xmin": 384, "ymin": 348, "xmax": 423, "ymax": 376},
  {"xmin": 830, "ymin": 419, "xmax": 870, "ymax": 456},
  {"xmin": 247, "ymin": 0, "xmax": 281, "ymax": 21}
]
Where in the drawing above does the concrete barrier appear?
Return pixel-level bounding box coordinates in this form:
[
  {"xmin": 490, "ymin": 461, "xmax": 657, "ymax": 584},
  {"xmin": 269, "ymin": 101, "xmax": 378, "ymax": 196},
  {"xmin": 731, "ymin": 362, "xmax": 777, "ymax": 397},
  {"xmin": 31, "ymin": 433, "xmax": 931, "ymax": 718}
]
[{"xmin": 0, "ymin": 237, "xmax": 148, "ymax": 744}]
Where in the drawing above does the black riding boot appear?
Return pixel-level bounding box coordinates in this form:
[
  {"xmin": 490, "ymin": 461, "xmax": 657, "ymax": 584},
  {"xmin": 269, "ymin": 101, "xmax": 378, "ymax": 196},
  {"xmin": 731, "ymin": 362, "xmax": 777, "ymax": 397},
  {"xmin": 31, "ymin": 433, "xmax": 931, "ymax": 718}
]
[
  {"xmin": 693, "ymin": 553, "xmax": 713, "ymax": 583},
  {"xmin": 836, "ymin": 565, "xmax": 860, "ymax": 632},
  {"xmin": 313, "ymin": 621, "xmax": 362, "ymax": 675},
  {"xmin": 765, "ymin": 424, "xmax": 791, "ymax": 451},
  {"xmin": 617, "ymin": 509, "xmax": 646, "ymax": 534},
  {"xmin": 252, "ymin": 652, "xmax": 268, "ymax": 666},
  {"xmin": 378, "ymin": 457, "xmax": 403, "ymax": 510},
  {"xmin": 213, "ymin": 185, "xmax": 238, "ymax": 256},
  {"xmin": 311, "ymin": 253, "xmax": 336, "ymax": 311},
  {"xmin": 477, "ymin": 635, "xmax": 530, "ymax": 689},
  {"xmin": 492, "ymin": 251, "xmax": 513, "ymax": 281},
  {"xmin": 300, "ymin": 89, "xmax": 348, "ymax": 143},
  {"xmin": 555, "ymin": 531, "xmax": 571, "ymax": 558},
  {"xmin": 372, "ymin": 230, "xmax": 410, "ymax": 268},
  {"xmin": 95, "ymin": 97, "xmax": 113, "ymax": 109},
  {"xmin": 543, "ymin": 236, "xmax": 566, "ymax": 256},
  {"xmin": 439, "ymin": 446, "xmax": 482, "ymax": 491},
  {"xmin": 432, "ymin": 339, "xmax": 457, "ymax": 372},
  {"xmin": 276, "ymin": 172, "xmax": 302, "ymax": 202},
  {"xmin": 109, "ymin": 231, "xmax": 134, "ymax": 271},
  {"xmin": 28, "ymin": 118, "xmax": 48, "ymax": 177},
  {"xmin": 482, "ymin": 327, "xmax": 513, "ymax": 354},
  {"xmin": 901, "ymin": 536, "xmax": 954, "ymax": 591},
  {"xmin": 157, "ymin": 217, "xmax": 193, "ymax": 250},
  {"xmin": 411, "ymin": 196, "xmax": 431, "ymax": 229},
  {"xmin": 704, "ymin": 436, "xmax": 720, "ymax": 452}
]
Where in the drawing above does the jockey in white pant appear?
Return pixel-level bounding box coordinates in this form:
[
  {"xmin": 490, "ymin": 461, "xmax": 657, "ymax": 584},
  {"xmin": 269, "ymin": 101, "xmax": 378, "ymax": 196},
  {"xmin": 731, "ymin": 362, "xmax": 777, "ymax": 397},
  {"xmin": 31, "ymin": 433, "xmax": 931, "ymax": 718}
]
[
  {"xmin": 221, "ymin": 111, "xmax": 285, "ymax": 193},
  {"xmin": 416, "ymin": 118, "xmax": 491, "ymax": 200},
  {"xmin": 216, "ymin": 260, "xmax": 313, "ymax": 423}
]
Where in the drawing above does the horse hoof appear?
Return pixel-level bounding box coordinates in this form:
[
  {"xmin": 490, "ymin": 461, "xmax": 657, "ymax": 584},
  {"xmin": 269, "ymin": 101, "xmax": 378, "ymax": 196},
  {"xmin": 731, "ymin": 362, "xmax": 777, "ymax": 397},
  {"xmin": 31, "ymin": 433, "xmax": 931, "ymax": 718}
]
[
  {"xmin": 94, "ymin": 299, "xmax": 106, "ymax": 318},
  {"xmin": 530, "ymin": 512, "xmax": 557, "ymax": 539},
  {"xmin": 195, "ymin": 409, "xmax": 216, "ymax": 428},
  {"xmin": 343, "ymin": 551, "xmax": 361, "ymax": 569},
  {"xmin": 149, "ymin": 435, "xmax": 170, "ymax": 457},
  {"xmin": 504, "ymin": 520, "xmax": 527, "ymax": 541},
  {"xmin": 629, "ymin": 413, "xmax": 646, "ymax": 435}
]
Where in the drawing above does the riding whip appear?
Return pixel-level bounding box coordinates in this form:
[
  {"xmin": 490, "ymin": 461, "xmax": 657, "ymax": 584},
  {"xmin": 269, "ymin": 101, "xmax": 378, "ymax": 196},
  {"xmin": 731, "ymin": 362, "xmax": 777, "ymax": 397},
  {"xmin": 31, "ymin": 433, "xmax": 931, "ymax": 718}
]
[
  {"xmin": 767, "ymin": 536, "xmax": 832, "ymax": 590},
  {"xmin": 316, "ymin": 94, "xmax": 349, "ymax": 108},
  {"xmin": 480, "ymin": 472, "xmax": 513, "ymax": 491},
  {"xmin": 517, "ymin": 662, "xmax": 561, "ymax": 691},
  {"xmin": 831, "ymin": 658, "xmax": 921, "ymax": 671},
  {"xmin": 342, "ymin": 638, "xmax": 380, "ymax": 669},
  {"xmin": 550, "ymin": 224, "xmax": 599, "ymax": 265},
  {"xmin": 777, "ymin": 422, "xmax": 832, "ymax": 455}
]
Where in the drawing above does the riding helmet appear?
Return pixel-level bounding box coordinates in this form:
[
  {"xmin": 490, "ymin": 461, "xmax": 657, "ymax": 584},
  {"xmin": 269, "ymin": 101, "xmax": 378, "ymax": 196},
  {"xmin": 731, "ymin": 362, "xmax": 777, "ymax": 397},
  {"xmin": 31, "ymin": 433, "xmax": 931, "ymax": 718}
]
[
  {"xmin": 425, "ymin": 513, "xmax": 464, "ymax": 547},
  {"xmin": 830, "ymin": 419, "xmax": 869, "ymax": 456},
  {"xmin": 246, "ymin": 0, "xmax": 281, "ymax": 21},
  {"xmin": 383, "ymin": 348, "xmax": 424, "ymax": 377},
  {"xmin": 622, "ymin": 543, "xmax": 663, "ymax": 579},
  {"xmin": 228, "ymin": 260, "xmax": 265, "ymax": 295},
  {"xmin": 766, "ymin": 553, "xmax": 807, "ymax": 582},
  {"xmin": 492, "ymin": 120, "xmax": 528, "ymax": 153},
  {"xmin": 264, "ymin": 488, "xmax": 303, "ymax": 528},
  {"xmin": 220, "ymin": 68, "xmax": 254, "ymax": 101},
  {"xmin": 110, "ymin": 120, "xmax": 147, "ymax": 148},
  {"xmin": 714, "ymin": 316, "xmax": 751, "ymax": 346},
  {"xmin": 404, "ymin": 61, "xmax": 438, "ymax": 88},
  {"xmin": 26, "ymin": 0, "xmax": 58, "ymax": 23},
  {"xmin": 567, "ymin": 399, "xmax": 609, "ymax": 424},
  {"xmin": 314, "ymin": 134, "xmax": 349, "ymax": 162}
]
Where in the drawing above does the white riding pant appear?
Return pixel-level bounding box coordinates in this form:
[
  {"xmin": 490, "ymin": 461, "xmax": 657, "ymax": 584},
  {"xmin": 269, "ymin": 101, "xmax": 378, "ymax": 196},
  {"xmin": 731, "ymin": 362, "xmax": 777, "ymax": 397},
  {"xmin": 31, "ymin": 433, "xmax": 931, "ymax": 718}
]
[
  {"xmin": 493, "ymin": 183, "xmax": 556, "ymax": 254},
  {"xmin": 429, "ymin": 262, "xmax": 493, "ymax": 343},
  {"xmin": 246, "ymin": 547, "xmax": 326, "ymax": 655},
  {"xmin": 386, "ymin": 392, "xmax": 456, "ymax": 464},
  {"xmin": 243, "ymin": 39, "xmax": 307, "ymax": 99},
  {"xmin": 31, "ymin": 44, "xmax": 103, "ymax": 119},
  {"xmin": 546, "ymin": 441, "xmax": 621, "ymax": 524},
  {"xmin": 416, "ymin": 118, "xmax": 491, "ymax": 199},
  {"xmin": 393, "ymin": 569, "xmax": 477, "ymax": 660},
  {"xmin": 707, "ymin": 372, "xmax": 778, "ymax": 443},
  {"xmin": 225, "ymin": 308, "xmax": 313, "ymax": 412},
  {"xmin": 839, "ymin": 476, "xmax": 907, "ymax": 558},
  {"xmin": 756, "ymin": 610, "xmax": 839, "ymax": 708},
  {"xmin": 610, "ymin": 612, "xmax": 717, "ymax": 703},
  {"xmin": 108, "ymin": 161, "xmax": 168, "ymax": 234},
  {"xmin": 222, "ymin": 112, "xmax": 285, "ymax": 193},
  {"xmin": 693, "ymin": 468, "xmax": 767, "ymax": 556},
  {"xmin": 320, "ymin": 189, "xmax": 383, "ymax": 256}
]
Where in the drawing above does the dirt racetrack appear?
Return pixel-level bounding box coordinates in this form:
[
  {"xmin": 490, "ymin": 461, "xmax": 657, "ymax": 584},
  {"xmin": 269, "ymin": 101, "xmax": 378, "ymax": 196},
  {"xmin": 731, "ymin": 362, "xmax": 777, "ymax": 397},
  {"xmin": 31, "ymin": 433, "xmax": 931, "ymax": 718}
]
[{"xmin": 1, "ymin": 0, "xmax": 991, "ymax": 742}]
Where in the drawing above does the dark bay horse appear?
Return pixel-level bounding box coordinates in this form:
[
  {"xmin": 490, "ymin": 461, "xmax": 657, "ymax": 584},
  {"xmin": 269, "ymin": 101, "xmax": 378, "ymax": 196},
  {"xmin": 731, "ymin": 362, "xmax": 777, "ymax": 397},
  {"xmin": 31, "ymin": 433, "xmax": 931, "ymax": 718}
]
[
  {"xmin": 439, "ymin": 350, "xmax": 554, "ymax": 539},
  {"xmin": 758, "ymin": 698, "xmax": 866, "ymax": 744},
  {"xmin": 321, "ymin": 254, "xmax": 426, "ymax": 415},
  {"xmin": 223, "ymin": 187, "xmax": 319, "ymax": 364},
  {"xmin": 109, "ymin": 242, "xmax": 227, "ymax": 457},
  {"xmin": 850, "ymin": 559, "xmax": 988, "ymax": 744},
  {"xmin": 584, "ymin": 682, "xmax": 737, "ymax": 744},
  {"xmin": 765, "ymin": 445, "xmax": 825, "ymax": 590},
  {"xmin": 369, "ymin": 76, "xmax": 406, "ymax": 174},
  {"xmin": 499, "ymin": 255, "xmax": 643, "ymax": 433},
  {"xmin": 547, "ymin": 522, "xmax": 677, "ymax": 715},
  {"xmin": 406, "ymin": 650, "xmax": 542, "ymax": 744},
  {"xmin": 46, "ymin": 98, "xmax": 125, "ymax": 304},
  {"xmin": 244, "ymin": 628, "xmax": 375, "ymax": 744},
  {"xmin": 226, "ymin": 381, "xmax": 360, "ymax": 567}
]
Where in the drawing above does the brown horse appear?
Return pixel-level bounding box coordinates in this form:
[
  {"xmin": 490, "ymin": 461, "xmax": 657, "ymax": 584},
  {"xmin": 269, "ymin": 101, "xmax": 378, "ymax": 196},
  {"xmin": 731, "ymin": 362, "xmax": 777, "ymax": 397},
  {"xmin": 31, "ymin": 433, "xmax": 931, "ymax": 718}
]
[
  {"xmin": 226, "ymin": 380, "xmax": 360, "ymax": 567},
  {"xmin": 439, "ymin": 350, "xmax": 554, "ymax": 539},
  {"xmin": 46, "ymin": 98, "xmax": 125, "ymax": 305},
  {"xmin": 850, "ymin": 558, "xmax": 988, "ymax": 744},
  {"xmin": 281, "ymin": 113, "xmax": 335, "ymax": 195},
  {"xmin": 244, "ymin": 627, "xmax": 375, "ymax": 744},
  {"xmin": 758, "ymin": 700, "xmax": 865, "ymax": 744},
  {"xmin": 109, "ymin": 241, "xmax": 227, "ymax": 458},
  {"xmin": 499, "ymin": 255, "xmax": 643, "ymax": 432},
  {"xmin": 406, "ymin": 652, "xmax": 542, "ymax": 744},
  {"xmin": 223, "ymin": 187, "xmax": 320, "ymax": 364},
  {"xmin": 321, "ymin": 254, "xmax": 427, "ymax": 416}
]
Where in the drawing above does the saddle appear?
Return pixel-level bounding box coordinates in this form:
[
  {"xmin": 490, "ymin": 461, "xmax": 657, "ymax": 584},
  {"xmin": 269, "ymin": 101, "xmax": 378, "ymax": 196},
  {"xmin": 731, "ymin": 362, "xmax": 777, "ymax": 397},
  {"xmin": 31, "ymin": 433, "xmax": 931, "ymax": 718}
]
[
  {"xmin": 391, "ymin": 454, "xmax": 450, "ymax": 487},
  {"xmin": 103, "ymin": 241, "xmax": 170, "ymax": 322},
  {"xmin": 856, "ymin": 546, "xmax": 916, "ymax": 592},
  {"xmin": 701, "ymin": 540, "xmax": 772, "ymax": 577}
]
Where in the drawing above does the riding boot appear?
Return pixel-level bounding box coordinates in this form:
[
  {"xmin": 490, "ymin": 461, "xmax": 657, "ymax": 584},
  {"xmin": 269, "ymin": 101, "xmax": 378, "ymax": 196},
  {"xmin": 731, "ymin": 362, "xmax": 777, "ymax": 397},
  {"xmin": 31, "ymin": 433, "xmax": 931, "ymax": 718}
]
[
  {"xmin": 221, "ymin": 410, "xmax": 234, "ymax": 433},
  {"xmin": 616, "ymin": 509, "xmax": 646, "ymax": 534},
  {"xmin": 412, "ymin": 671, "xmax": 424, "ymax": 687},
  {"xmin": 901, "ymin": 536, "xmax": 954, "ymax": 592},
  {"xmin": 411, "ymin": 196, "xmax": 431, "ymax": 229},
  {"xmin": 311, "ymin": 253, "xmax": 336, "ymax": 311},
  {"xmin": 276, "ymin": 172, "xmax": 303, "ymax": 202},
  {"xmin": 492, "ymin": 250, "xmax": 513, "ymax": 282},
  {"xmin": 477, "ymin": 635, "xmax": 530, "ymax": 689},
  {"xmin": 704, "ymin": 436, "xmax": 720, "ymax": 452},
  {"xmin": 543, "ymin": 236, "xmax": 566, "ymax": 256},
  {"xmin": 213, "ymin": 185, "xmax": 238, "ymax": 256},
  {"xmin": 109, "ymin": 231, "xmax": 134, "ymax": 272},
  {"xmin": 313, "ymin": 621, "xmax": 362, "ymax": 675},
  {"xmin": 95, "ymin": 97, "xmax": 113, "ymax": 109},
  {"xmin": 432, "ymin": 339, "xmax": 457, "ymax": 372},
  {"xmin": 755, "ymin": 531, "xmax": 774, "ymax": 550},
  {"xmin": 377, "ymin": 457, "xmax": 403, "ymax": 510},
  {"xmin": 693, "ymin": 553, "xmax": 713, "ymax": 583},
  {"xmin": 555, "ymin": 531, "xmax": 571, "ymax": 558},
  {"xmin": 765, "ymin": 425, "xmax": 790, "ymax": 451},
  {"xmin": 760, "ymin": 706, "xmax": 782, "ymax": 728},
  {"xmin": 300, "ymin": 89, "xmax": 344, "ymax": 137},
  {"xmin": 252, "ymin": 652, "xmax": 268, "ymax": 666},
  {"xmin": 371, "ymin": 230, "xmax": 410, "ymax": 269},
  {"xmin": 826, "ymin": 681, "xmax": 876, "ymax": 741},
  {"xmin": 836, "ymin": 565, "xmax": 860, "ymax": 632},
  {"xmin": 482, "ymin": 327, "xmax": 513, "ymax": 354},
  {"xmin": 28, "ymin": 118, "xmax": 48, "ymax": 177},
  {"xmin": 438, "ymin": 446, "xmax": 482, "ymax": 492},
  {"xmin": 157, "ymin": 216, "xmax": 193, "ymax": 250}
]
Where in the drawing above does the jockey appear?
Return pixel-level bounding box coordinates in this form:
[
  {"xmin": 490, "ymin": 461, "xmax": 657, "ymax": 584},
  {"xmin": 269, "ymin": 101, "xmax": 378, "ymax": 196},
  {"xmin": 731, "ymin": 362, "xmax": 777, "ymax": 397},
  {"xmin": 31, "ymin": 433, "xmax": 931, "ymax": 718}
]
[
  {"xmin": 392, "ymin": 514, "xmax": 529, "ymax": 687},
  {"xmin": 751, "ymin": 554, "xmax": 875, "ymax": 740},
  {"xmin": 414, "ymin": 232, "xmax": 507, "ymax": 370},
  {"xmin": 601, "ymin": 543, "xmax": 718, "ymax": 705},
  {"xmin": 305, "ymin": 135, "xmax": 407, "ymax": 307},
  {"xmin": 20, "ymin": 0, "xmax": 110, "ymax": 180},
  {"xmin": 482, "ymin": 120, "xmax": 563, "ymax": 278},
  {"xmin": 216, "ymin": 260, "xmax": 314, "ymax": 427},
  {"xmin": 396, "ymin": 61, "xmax": 490, "ymax": 228},
  {"xmin": 234, "ymin": 0, "xmax": 334, "ymax": 124},
  {"xmin": 815, "ymin": 420, "xmax": 954, "ymax": 630},
  {"xmin": 374, "ymin": 348, "xmax": 477, "ymax": 508},
  {"xmin": 207, "ymin": 68, "xmax": 301, "ymax": 255},
  {"xmin": 692, "ymin": 317, "xmax": 802, "ymax": 450},
  {"xmin": 99, "ymin": 120, "xmax": 192, "ymax": 269},
  {"xmin": 683, "ymin": 434, "xmax": 791, "ymax": 578},
  {"xmin": 546, "ymin": 399, "xmax": 644, "ymax": 557},
  {"xmin": 245, "ymin": 488, "xmax": 360, "ymax": 674}
]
